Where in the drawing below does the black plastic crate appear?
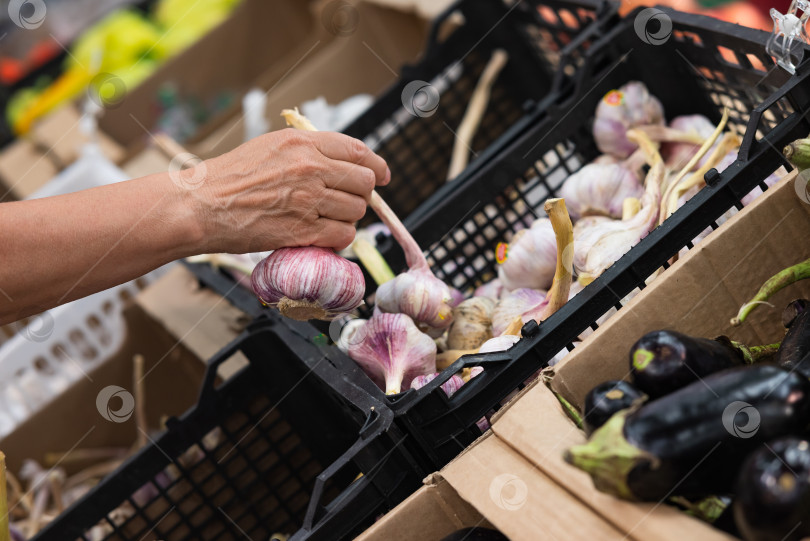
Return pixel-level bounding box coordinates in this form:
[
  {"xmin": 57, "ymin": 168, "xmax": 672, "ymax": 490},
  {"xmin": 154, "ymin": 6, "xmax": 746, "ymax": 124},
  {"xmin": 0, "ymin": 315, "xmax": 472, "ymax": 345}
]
[
  {"xmin": 323, "ymin": 7, "xmax": 810, "ymax": 469},
  {"xmin": 185, "ymin": 0, "xmax": 618, "ymax": 315},
  {"xmin": 31, "ymin": 317, "xmax": 425, "ymax": 541}
]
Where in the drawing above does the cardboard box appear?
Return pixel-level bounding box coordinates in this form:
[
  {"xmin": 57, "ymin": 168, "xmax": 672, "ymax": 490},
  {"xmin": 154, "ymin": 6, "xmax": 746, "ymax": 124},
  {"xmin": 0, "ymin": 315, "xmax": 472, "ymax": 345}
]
[
  {"xmin": 30, "ymin": 104, "xmax": 125, "ymax": 169},
  {"xmin": 0, "ymin": 139, "xmax": 58, "ymax": 201},
  {"xmin": 552, "ymin": 171, "xmax": 810, "ymax": 408},
  {"xmin": 190, "ymin": 1, "xmax": 428, "ymax": 159},
  {"xmin": 0, "ymin": 301, "xmax": 206, "ymax": 476},
  {"xmin": 97, "ymin": 0, "xmax": 322, "ymax": 152},
  {"xmin": 356, "ymin": 473, "xmax": 491, "ymax": 541}
]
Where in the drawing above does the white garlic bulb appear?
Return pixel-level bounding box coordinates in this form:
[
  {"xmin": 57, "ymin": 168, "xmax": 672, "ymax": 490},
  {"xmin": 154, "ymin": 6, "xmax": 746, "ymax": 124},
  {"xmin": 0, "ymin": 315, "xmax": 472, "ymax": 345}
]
[
  {"xmin": 497, "ymin": 218, "xmax": 557, "ymax": 291},
  {"xmin": 593, "ymin": 81, "xmax": 664, "ymax": 159},
  {"xmin": 559, "ymin": 162, "xmax": 643, "ymax": 219}
]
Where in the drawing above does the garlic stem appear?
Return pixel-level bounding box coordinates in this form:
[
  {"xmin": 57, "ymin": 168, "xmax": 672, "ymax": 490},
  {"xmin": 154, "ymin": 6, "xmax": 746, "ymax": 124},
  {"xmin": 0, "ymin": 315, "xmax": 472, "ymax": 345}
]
[
  {"xmin": 282, "ymin": 107, "xmax": 430, "ymax": 272},
  {"xmin": 368, "ymin": 191, "xmax": 429, "ymax": 270},
  {"xmin": 352, "ymin": 238, "xmax": 395, "ymax": 286},
  {"xmin": 133, "ymin": 354, "xmax": 147, "ymax": 450},
  {"xmin": 622, "ymin": 197, "xmax": 641, "ymax": 220},
  {"xmin": 437, "ymin": 348, "xmax": 478, "ymax": 370},
  {"xmin": 659, "ymin": 107, "xmax": 729, "ymax": 225},
  {"xmin": 0, "ymin": 452, "xmax": 9, "ymax": 541},
  {"xmin": 536, "ymin": 198, "xmax": 574, "ymax": 321},
  {"xmin": 632, "ymin": 125, "xmax": 706, "ymax": 145},
  {"xmin": 665, "ymin": 132, "xmax": 740, "ymax": 219},
  {"xmin": 447, "ymin": 49, "xmax": 509, "ymax": 180}
]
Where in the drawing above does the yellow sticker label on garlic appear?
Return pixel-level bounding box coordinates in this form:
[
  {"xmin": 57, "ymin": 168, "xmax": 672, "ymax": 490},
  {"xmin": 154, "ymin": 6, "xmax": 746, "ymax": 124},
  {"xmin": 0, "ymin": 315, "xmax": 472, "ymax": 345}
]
[
  {"xmin": 495, "ymin": 242, "xmax": 509, "ymax": 264},
  {"xmin": 603, "ymin": 90, "xmax": 624, "ymax": 106}
]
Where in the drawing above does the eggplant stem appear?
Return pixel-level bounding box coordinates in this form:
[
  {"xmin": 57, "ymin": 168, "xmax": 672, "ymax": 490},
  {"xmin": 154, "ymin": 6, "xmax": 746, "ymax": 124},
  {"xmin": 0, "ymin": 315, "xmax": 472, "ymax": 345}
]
[
  {"xmin": 554, "ymin": 392, "xmax": 583, "ymax": 428},
  {"xmin": 537, "ymin": 198, "xmax": 573, "ymax": 321},
  {"xmin": 352, "ymin": 238, "xmax": 395, "ymax": 286},
  {"xmin": 659, "ymin": 108, "xmax": 730, "ymax": 226},
  {"xmin": 732, "ymin": 257, "xmax": 810, "ymax": 326},
  {"xmin": 447, "ymin": 49, "xmax": 509, "ymax": 180}
]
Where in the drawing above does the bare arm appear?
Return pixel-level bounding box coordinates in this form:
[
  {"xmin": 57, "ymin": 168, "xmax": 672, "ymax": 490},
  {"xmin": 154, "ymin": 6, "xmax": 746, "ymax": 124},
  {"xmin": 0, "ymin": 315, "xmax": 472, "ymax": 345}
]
[{"xmin": 0, "ymin": 129, "xmax": 389, "ymax": 324}]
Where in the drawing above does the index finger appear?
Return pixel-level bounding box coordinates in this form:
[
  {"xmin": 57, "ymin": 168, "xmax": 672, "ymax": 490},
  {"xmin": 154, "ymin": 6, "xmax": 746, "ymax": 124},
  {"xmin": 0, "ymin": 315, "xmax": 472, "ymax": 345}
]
[{"xmin": 307, "ymin": 131, "xmax": 390, "ymax": 186}]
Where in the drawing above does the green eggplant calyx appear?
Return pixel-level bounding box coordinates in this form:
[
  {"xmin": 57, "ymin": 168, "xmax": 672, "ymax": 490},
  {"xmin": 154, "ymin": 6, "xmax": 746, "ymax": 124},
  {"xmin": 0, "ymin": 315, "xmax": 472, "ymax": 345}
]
[
  {"xmin": 673, "ymin": 495, "xmax": 729, "ymax": 523},
  {"xmin": 563, "ymin": 410, "xmax": 655, "ymax": 500},
  {"xmin": 632, "ymin": 349, "xmax": 655, "ymax": 371}
]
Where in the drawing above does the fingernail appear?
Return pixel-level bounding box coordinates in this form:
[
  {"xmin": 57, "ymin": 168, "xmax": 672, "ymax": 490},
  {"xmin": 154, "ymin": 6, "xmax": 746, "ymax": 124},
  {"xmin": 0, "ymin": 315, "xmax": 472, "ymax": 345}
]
[{"xmin": 383, "ymin": 166, "xmax": 391, "ymax": 184}]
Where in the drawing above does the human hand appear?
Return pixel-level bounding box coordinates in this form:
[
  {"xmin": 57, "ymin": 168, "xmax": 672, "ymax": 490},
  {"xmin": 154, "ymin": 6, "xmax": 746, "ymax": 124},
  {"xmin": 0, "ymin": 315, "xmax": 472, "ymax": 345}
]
[{"xmin": 178, "ymin": 129, "xmax": 390, "ymax": 254}]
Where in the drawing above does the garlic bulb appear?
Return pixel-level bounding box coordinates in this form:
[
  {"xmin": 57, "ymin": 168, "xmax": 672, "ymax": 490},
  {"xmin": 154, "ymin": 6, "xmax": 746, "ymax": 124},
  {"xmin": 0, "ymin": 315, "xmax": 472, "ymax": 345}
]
[
  {"xmin": 410, "ymin": 372, "xmax": 465, "ymax": 397},
  {"xmin": 446, "ymin": 297, "xmax": 495, "ymax": 350},
  {"xmin": 497, "ymin": 218, "xmax": 557, "ymax": 291},
  {"xmin": 559, "ymin": 162, "xmax": 643, "ymax": 219},
  {"xmin": 448, "ymin": 287, "xmax": 466, "ymax": 308},
  {"xmin": 479, "ymin": 334, "xmax": 521, "ymax": 353},
  {"xmin": 593, "ymin": 81, "xmax": 664, "ymax": 158},
  {"xmin": 348, "ymin": 311, "xmax": 436, "ymax": 395},
  {"xmin": 370, "ymin": 191, "xmax": 454, "ymax": 333},
  {"xmin": 474, "ymin": 278, "xmax": 507, "ymax": 301},
  {"xmin": 491, "ymin": 288, "xmax": 546, "ymax": 336},
  {"xmin": 661, "ymin": 115, "xmax": 715, "ymax": 170},
  {"xmin": 574, "ymin": 131, "xmax": 664, "ymax": 284},
  {"xmin": 251, "ymin": 247, "xmax": 365, "ymax": 320}
]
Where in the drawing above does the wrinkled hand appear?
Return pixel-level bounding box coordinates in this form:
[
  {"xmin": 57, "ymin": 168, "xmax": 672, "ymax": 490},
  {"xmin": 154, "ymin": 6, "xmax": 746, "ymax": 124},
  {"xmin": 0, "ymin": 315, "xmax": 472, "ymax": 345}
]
[{"xmin": 179, "ymin": 129, "xmax": 390, "ymax": 253}]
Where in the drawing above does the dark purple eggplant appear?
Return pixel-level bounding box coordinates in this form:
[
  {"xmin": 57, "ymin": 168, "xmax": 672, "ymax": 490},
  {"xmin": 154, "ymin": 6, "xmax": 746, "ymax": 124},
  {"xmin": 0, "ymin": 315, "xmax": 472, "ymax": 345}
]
[
  {"xmin": 583, "ymin": 380, "xmax": 646, "ymax": 436},
  {"xmin": 782, "ymin": 299, "xmax": 809, "ymax": 329},
  {"xmin": 629, "ymin": 330, "xmax": 777, "ymax": 398},
  {"xmin": 440, "ymin": 528, "xmax": 509, "ymax": 541},
  {"xmin": 734, "ymin": 437, "xmax": 810, "ymax": 541},
  {"xmin": 565, "ymin": 365, "xmax": 810, "ymax": 501},
  {"xmin": 777, "ymin": 307, "xmax": 810, "ymax": 379}
]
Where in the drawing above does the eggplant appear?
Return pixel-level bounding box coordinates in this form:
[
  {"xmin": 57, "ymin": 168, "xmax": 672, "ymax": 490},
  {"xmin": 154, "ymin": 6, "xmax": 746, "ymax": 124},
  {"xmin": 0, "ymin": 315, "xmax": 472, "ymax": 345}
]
[
  {"xmin": 583, "ymin": 380, "xmax": 646, "ymax": 436},
  {"xmin": 440, "ymin": 528, "xmax": 509, "ymax": 541},
  {"xmin": 782, "ymin": 299, "xmax": 809, "ymax": 329},
  {"xmin": 777, "ymin": 307, "xmax": 810, "ymax": 379},
  {"xmin": 629, "ymin": 330, "xmax": 758, "ymax": 397},
  {"xmin": 565, "ymin": 365, "xmax": 810, "ymax": 501},
  {"xmin": 734, "ymin": 437, "xmax": 810, "ymax": 541}
]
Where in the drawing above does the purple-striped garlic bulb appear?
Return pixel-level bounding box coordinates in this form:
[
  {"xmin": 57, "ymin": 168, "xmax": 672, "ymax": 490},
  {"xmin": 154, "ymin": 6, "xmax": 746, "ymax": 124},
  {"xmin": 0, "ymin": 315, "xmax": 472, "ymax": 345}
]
[
  {"xmin": 251, "ymin": 246, "xmax": 364, "ymax": 321},
  {"xmin": 410, "ymin": 372, "xmax": 465, "ymax": 397},
  {"xmin": 491, "ymin": 288, "xmax": 547, "ymax": 336},
  {"xmin": 661, "ymin": 115, "xmax": 715, "ymax": 170},
  {"xmin": 479, "ymin": 334, "xmax": 521, "ymax": 353},
  {"xmin": 497, "ymin": 218, "xmax": 557, "ymax": 291},
  {"xmin": 370, "ymin": 192, "xmax": 454, "ymax": 334},
  {"xmin": 593, "ymin": 81, "xmax": 664, "ymax": 159},
  {"xmin": 474, "ymin": 278, "xmax": 507, "ymax": 301},
  {"xmin": 559, "ymin": 162, "xmax": 643, "ymax": 220},
  {"xmin": 348, "ymin": 311, "xmax": 436, "ymax": 395}
]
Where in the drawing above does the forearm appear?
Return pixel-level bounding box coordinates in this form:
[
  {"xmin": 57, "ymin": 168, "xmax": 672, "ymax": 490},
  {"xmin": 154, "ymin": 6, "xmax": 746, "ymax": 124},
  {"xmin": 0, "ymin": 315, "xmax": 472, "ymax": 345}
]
[{"xmin": 0, "ymin": 171, "xmax": 203, "ymax": 324}]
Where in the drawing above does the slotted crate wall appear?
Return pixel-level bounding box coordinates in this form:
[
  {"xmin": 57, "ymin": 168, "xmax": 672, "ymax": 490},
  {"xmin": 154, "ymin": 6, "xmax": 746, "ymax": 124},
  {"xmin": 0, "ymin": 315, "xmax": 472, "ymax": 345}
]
[{"xmin": 31, "ymin": 318, "xmax": 425, "ymax": 541}]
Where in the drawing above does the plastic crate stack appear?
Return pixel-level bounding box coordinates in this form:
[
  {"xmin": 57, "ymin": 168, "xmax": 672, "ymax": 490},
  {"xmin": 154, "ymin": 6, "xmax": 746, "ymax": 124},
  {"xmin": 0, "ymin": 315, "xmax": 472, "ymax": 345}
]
[
  {"xmin": 32, "ymin": 317, "xmax": 425, "ymax": 541},
  {"xmin": 185, "ymin": 0, "xmax": 619, "ymax": 314}
]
